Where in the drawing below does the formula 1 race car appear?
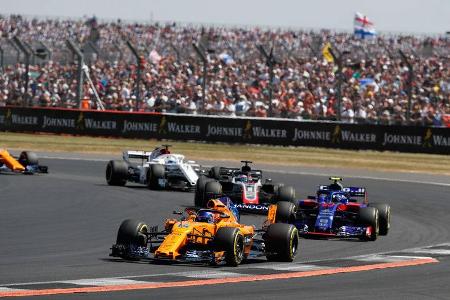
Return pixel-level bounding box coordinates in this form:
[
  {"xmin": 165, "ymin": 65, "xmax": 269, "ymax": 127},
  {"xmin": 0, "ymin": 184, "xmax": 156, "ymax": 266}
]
[
  {"xmin": 194, "ymin": 161, "xmax": 296, "ymax": 214},
  {"xmin": 106, "ymin": 145, "xmax": 204, "ymax": 190},
  {"xmin": 268, "ymin": 178, "xmax": 391, "ymax": 241},
  {"xmin": 110, "ymin": 198, "xmax": 299, "ymax": 266},
  {"xmin": 0, "ymin": 149, "xmax": 48, "ymax": 174}
]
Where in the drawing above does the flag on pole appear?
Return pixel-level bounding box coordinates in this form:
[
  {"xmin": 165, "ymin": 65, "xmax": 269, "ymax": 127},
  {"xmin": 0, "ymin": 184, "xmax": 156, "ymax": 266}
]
[
  {"xmin": 149, "ymin": 49, "xmax": 162, "ymax": 64},
  {"xmin": 322, "ymin": 42, "xmax": 334, "ymax": 63},
  {"xmin": 354, "ymin": 12, "xmax": 376, "ymax": 39}
]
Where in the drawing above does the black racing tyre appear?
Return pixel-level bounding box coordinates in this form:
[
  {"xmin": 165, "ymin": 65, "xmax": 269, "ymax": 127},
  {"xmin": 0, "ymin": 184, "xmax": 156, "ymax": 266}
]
[
  {"xmin": 194, "ymin": 175, "xmax": 212, "ymax": 207},
  {"xmin": 116, "ymin": 219, "xmax": 148, "ymax": 247},
  {"xmin": 209, "ymin": 166, "xmax": 221, "ymax": 180},
  {"xmin": 276, "ymin": 185, "xmax": 296, "ymax": 203},
  {"xmin": 203, "ymin": 181, "xmax": 222, "ymax": 205},
  {"xmin": 147, "ymin": 164, "xmax": 165, "ymax": 190},
  {"xmin": 359, "ymin": 207, "xmax": 379, "ymax": 241},
  {"xmin": 106, "ymin": 160, "xmax": 128, "ymax": 186},
  {"xmin": 275, "ymin": 201, "xmax": 296, "ymax": 223},
  {"xmin": 19, "ymin": 151, "xmax": 39, "ymax": 166},
  {"xmin": 369, "ymin": 203, "xmax": 391, "ymax": 236},
  {"xmin": 265, "ymin": 223, "xmax": 299, "ymax": 262},
  {"xmin": 214, "ymin": 227, "xmax": 245, "ymax": 266}
]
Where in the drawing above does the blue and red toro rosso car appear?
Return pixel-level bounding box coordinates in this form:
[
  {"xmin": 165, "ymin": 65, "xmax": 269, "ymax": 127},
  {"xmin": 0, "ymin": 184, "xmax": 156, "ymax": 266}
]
[{"xmin": 269, "ymin": 178, "xmax": 391, "ymax": 241}]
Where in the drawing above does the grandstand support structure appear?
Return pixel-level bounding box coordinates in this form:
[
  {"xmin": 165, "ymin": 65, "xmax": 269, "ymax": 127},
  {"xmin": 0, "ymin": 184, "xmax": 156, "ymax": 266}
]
[
  {"xmin": 12, "ymin": 36, "xmax": 31, "ymax": 103},
  {"xmin": 399, "ymin": 50, "xmax": 414, "ymax": 124},
  {"xmin": 257, "ymin": 44, "xmax": 276, "ymax": 117},
  {"xmin": 192, "ymin": 42, "xmax": 207, "ymax": 114},
  {"xmin": 66, "ymin": 39, "xmax": 85, "ymax": 108},
  {"xmin": 328, "ymin": 45, "xmax": 343, "ymax": 121},
  {"xmin": 126, "ymin": 40, "xmax": 143, "ymax": 111}
]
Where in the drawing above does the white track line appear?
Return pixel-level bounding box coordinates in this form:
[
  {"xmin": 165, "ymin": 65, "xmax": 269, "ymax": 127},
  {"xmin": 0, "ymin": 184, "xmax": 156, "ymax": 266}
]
[
  {"xmin": 353, "ymin": 254, "xmax": 434, "ymax": 263},
  {"xmin": 40, "ymin": 155, "xmax": 450, "ymax": 187},
  {"xmin": 172, "ymin": 270, "xmax": 249, "ymax": 279},
  {"xmin": 60, "ymin": 278, "xmax": 154, "ymax": 286},
  {"xmin": 251, "ymin": 263, "xmax": 331, "ymax": 271}
]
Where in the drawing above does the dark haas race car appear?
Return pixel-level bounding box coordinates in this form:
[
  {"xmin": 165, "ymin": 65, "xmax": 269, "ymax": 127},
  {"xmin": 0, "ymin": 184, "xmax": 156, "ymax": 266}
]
[
  {"xmin": 0, "ymin": 149, "xmax": 48, "ymax": 174},
  {"xmin": 106, "ymin": 145, "xmax": 205, "ymax": 191},
  {"xmin": 110, "ymin": 197, "xmax": 299, "ymax": 266},
  {"xmin": 269, "ymin": 178, "xmax": 391, "ymax": 241},
  {"xmin": 194, "ymin": 161, "xmax": 296, "ymax": 214}
]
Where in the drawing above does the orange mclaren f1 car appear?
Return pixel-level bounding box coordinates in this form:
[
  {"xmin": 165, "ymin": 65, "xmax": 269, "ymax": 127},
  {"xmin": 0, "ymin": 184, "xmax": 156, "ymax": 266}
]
[
  {"xmin": 0, "ymin": 149, "xmax": 48, "ymax": 174},
  {"xmin": 110, "ymin": 197, "xmax": 299, "ymax": 266}
]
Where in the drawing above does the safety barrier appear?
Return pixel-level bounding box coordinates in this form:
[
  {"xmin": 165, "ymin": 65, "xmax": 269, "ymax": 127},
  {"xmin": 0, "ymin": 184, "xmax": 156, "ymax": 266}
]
[{"xmin": 0, "ymin": 107, "xmax": 449, "ymax": 154}]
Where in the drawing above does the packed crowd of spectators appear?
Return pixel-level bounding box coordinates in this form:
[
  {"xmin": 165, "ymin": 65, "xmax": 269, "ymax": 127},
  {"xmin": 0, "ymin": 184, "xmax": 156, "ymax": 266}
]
[{"xmin": 0, "ymin": 15, "xmax": 449, "ymax": 126}]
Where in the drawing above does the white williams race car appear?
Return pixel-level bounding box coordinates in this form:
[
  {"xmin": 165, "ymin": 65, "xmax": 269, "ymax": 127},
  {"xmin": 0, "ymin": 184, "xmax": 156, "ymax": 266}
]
[{"xmin": 106, "ymin": 145, "xmax": 203, "ymax": 191}]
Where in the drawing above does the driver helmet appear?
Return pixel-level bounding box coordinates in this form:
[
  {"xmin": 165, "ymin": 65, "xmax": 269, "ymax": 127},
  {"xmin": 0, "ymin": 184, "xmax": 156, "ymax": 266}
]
[
  {"xmin": 318, "ymin": 194, "xmax": 328, "ymax": 203},
  {"xmin": 238, "ymin": 174, "xmax": 248, "ymax": 183},
  {"xmin": 196, "ymin": 211, "xmax": 215, "ymax": 223}
]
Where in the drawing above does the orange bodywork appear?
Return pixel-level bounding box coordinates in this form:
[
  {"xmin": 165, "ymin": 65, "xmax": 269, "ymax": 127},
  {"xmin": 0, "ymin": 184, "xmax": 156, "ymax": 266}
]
[
  {"xmin": 266, "ymin": 204, "xmax": 277, "ymax": 225},
  {"xmin": 0, "ymin": 149, "xmax": 25, "ymax": 172},
  {"xmin": 155, "ymin": 199, "xmax": 255, "ymax": 260}
]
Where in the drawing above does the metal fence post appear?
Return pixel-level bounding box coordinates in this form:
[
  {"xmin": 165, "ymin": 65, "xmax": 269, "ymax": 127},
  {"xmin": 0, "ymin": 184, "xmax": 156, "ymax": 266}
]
[
  {"xmin": 0, "ymin": 45, "xmax": 4, "ymax": 71},
  {"xmin": 192, "ymin": 43, "xmax": 207, "ymax": 114},
  {"xmin": 399, "ymin": 50, "xmax": 413, "ymax": 124},
  {"xmin": 66, "ymin": 39, "xmax": 84, "ymax": 108},
  {"xmin": 257, "ymin": 45, "xmax": 275, "ymax": 117},
  {"xmin": 12, "ymin": 36, "xmax": 31, "ymax": 104},
  {"xmin": 24, "ymin": 41, "xmax": 36, "ymax": 65},
  {"xmin": 329, "ymin": 46, "xmax": 343, "ymax": 121},
  {"xmin": 39, "ymin": 41, "xmax": 52, "ymax": 60},
  {"xmin": 8, "ymin": 39, "xmax": 21, "ymax": 63},
  {"xmin": 126, "ymin": 40, "xmax": 143, "ymax": 111}
]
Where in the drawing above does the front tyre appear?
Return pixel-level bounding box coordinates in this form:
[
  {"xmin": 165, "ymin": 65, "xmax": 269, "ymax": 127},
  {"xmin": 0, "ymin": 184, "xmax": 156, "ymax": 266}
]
[
  {"xmin": 369, "ymin": 203, "xmax": 391, "ymax": 235},
  {"xmin": 116, "ymin": 219, "xmax": 149, "ymax": 246},
  {"xmin": 265, "ymin": 223, "xmax": 299, "ymax": 262},
  {"xmin": 19, "ymin": 151, "xmax": 39, "ymax": 166},
  {"xmin": 359, "ymin": 207, "xmax": 379, "ymax": 241},
  {"xmin": 214, "ymin": 227, "xmax": 245, "ymax": 266}
]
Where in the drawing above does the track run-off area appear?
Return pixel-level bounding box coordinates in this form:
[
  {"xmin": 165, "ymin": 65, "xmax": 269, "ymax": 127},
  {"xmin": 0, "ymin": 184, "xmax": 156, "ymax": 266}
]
[{"xmin": 1, "ymin": 154, "xmax": 449, "ymax": 299}]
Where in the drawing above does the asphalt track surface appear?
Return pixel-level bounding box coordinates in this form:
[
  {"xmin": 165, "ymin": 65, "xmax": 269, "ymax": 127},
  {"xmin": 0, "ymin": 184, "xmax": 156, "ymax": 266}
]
[{"xmin": 1, "ymin": 155, "xmax": 449, "ymax": 299}]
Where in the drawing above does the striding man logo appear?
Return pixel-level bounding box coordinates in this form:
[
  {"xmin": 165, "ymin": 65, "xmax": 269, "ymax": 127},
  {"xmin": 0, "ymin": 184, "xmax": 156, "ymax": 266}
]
[
  {"xmin": 76, "ymin": 112, "xmax": 85, "ymax": 130},
  {"xmin": 331, "ymin": 125, "xmax": 341, "ymax": 144},
  {"xmin": 158, "ymin": 116, "xmax": 167, "ymax": 134},
  {"xmin": 423, "ymin": 128, "xmax": 432, "ymax": 148},
  {"xmin": 243, "ymin": 121, "xmax": 252, "ymax": 140}
]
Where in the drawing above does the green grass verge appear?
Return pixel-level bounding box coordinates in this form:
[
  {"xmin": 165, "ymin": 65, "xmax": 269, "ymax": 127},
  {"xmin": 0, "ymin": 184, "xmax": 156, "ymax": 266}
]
[{"xmin": 1, "ymin": 132, "xmax": 449, "ymax": 175}]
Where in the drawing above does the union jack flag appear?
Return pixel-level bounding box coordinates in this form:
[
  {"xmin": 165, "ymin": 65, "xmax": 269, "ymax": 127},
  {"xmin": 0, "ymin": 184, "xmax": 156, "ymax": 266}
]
[{"xmin": 354, "ymin": 12, "xmax": 376, "ymax": 39}]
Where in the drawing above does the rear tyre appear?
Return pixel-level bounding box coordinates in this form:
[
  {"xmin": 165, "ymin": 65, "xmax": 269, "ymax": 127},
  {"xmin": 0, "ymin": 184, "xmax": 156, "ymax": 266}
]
[
  {"xmin": 194, "ymin": 176, "xmax": 212, "ymax": 207},
  {"xmin": 203, "ymin": 181, "xmax": 222, "ymax": 206},
  {"xmin": 116, "ymin": 219, "xmax": 148, "ymax": 248},
  {"xmin": 214, "ymin": 227, "xmax": 244, "ymax": 266},
  {"xmin": 369, "ymin": 203, "xmax": 390, "ymax": 235},
  {"xmin": 276, "ymin": 185, "xmax": 296, "ymax": 203},
  {"xmin": 359, "ymin": 207, "xmax": 379, "ymax": 241},
  {"xmin": 265, "ymin": 223, "xmax": 299, "ymax": 262},
  {"xmin": 147, "ymin": 164, "xmax": 165, "ymax": 190},
  {"xmin": 275, "ymin": 201, "xmax": 296, "ymax": 223},
  {"xmin": 19, "ymin": 151, "xmax": 39, "ymax": 166},
  {"xmin": 209, "ymin": 166, "xmax": 221, "ymax": 180},
  {"xmin": 106, "ymin": 160, "xmax": 128, "ymax": 186}
]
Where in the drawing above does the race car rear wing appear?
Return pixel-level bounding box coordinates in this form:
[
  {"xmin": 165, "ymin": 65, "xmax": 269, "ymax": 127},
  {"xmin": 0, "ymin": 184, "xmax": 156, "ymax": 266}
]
[
  {"xmin": 318, "ymin": 185, "xmax": 366, "ymax": 196},
  {"xmin": 123, "ymin": 150, "xmax": 152, "ymax": 161}
]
